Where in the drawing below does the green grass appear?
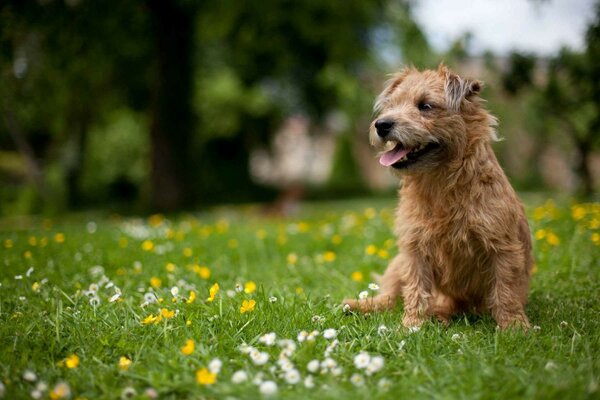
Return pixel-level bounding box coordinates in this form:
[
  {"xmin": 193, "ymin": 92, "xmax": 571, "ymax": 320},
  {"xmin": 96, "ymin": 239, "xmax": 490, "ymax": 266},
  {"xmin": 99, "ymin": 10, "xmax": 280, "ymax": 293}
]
[{"xmin": 0, "ymin": 197, "xmax": 599, "ymax": 399}]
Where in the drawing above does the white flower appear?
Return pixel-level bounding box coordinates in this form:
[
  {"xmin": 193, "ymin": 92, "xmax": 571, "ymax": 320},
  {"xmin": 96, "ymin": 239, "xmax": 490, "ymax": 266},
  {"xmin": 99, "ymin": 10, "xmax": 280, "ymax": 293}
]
[
  {"xmin": 231, "ymin": 370, "xmax": 248, "ymax": 384},
  {"xmin": 170, "ymin": 286, "xmax": 179, "ymax": 297},
  {"xmin": 30, "ymin": 390, "xmax": 42, "ymax": 399},
  {"xmin": 321, "ymin": 357, "xmax": 337, "ymax": 371},
  {"xmin": 350, "ymin": 373, "xmax": 365, "ymax": 387},
  {"xmin": 331, "ymin": 366, "xmax": 343, "ymax": 376},
  {"xmin": 408, "ymin": 326, "xmax": 421, "ymax": 333},
  {"xmin": 35, "ymin": 382, "xmax": 48, "ymax": 392},
  {"xmin": 307, "ymin": 359, "xmax": 320, "ymax": 373},
  {"xmin": 451, "ymin": 333, "xmax": 461, "ymax": 341},
  {"xmin": 342, "ymin": 304, "xmax": 351, "ymax": 313},
  {"xmin": 311, "ymin": 315, "xmax": 325, "ymax": 323},
  {"xmin": 377, "ymin": 325, "xmax": 388, "ymax": 336},
  {"xmin": 545, "ymin": 360, "xmax": 557, "ymax": 371},
  {"xmin": 26, "ymin": 267, "xmax": 34, "ymax": 277},
  {"xmin": 306, "ymin": 330, "xmax": 319, "ymax": 341},
  {"xmin": 89, "ymin": 283, "xmax": 99, "ymax": 292},
  {"xmin": 235, "ymin": 283, "xmax": 244, "ymax": 293},
  {"xmin": 252, "ymin": 372, "xmax": 264, "ymax": 385},
  {"xmin": 358, "ymin": 291, "xmax": 369, "ymax": 300},
  {"xmin": 109, "ymin": 293, "xmax": 121, "ymax": 303},
  {"xmin": 144, "ymin": 388, "xmax": 158, "ymax": 399},
  {"xmin": 366, "ymin": 355, "xmax": 384, "ymax": 375},
  {"xmin": 250, "ymin": 350, "xmax": 269, "ymax": 365},
  {"xmin": 278, "ymin": 339, "xmax": 296, "ymax": 357},
  {"xmin": 14, "ymin": 275, "xmax": 23, "ymax": 280},
  {"xmin": 209, "ymin": 358, "xmax": 222, "ymax": 374},
  {"xmin": 268, "ymin": 296, "xmax": 278, "ymax": 303},
  {"xmin": 121, "ymin": 386, "xmax": 137, "ymax": 399},
  {"xmin": 324, "ymin": 339, "xmax": 339, "ymax": 357},
  {"xmin": 284, "ymin": 369, "xmax": 301, "ymax": 384},
  {"xmin": 239, "ymin": 344, "xmax": 254, "ymax": 354},
  {"xmin": 259, "ymin": 332, "xmax": 277, "ymax": 346},
  {"xmin": 89, "ymin": 295, "xmax": 101, "ymax": 307},
  {"xmin": 23, "ymin": 369, "xmax": 37, "ymax": 382},
  {"xmin": 0, "ymin": 381, "xmax": 5, "ymax": 397},
  {"xmin": 259, "ymin": 380, "xmax": 278, "ymax": 396},
  {"xmin": 354, "ymin": 352, "xmax": 371, "ymax": 369},
  {"xmin": 87, "ymin": 221, "xmax": 97, "ymax": 233},
  {"xmin": 533, "ymin": 325, "xmax": 541, "ymax": 332},
  {"xmin": 278, "ymin": 358, "xmax": 294, "ymax": 372},
  {"xmin": 89, "ymin": 265, "xmax": 104, "ymax": 277},
  {"xmin": 323, "ymin": 328, "xmax": 337, "ymax": 340},
  {"xmin": 368, "ymin": 283, "xmax": 380, "ymax": 291},
  {"xmin": 304, "ymin": 375, "xmax": 315, "ymax": 389},
  {"xmin": 399, "ymin": 340, "xmax": 406, "ymax": 351},
  {"xmin": 378, "ymin": 378, "xmax": 391, "ymax": 390},
  {"xmin": 297, "ymin": 330, "xmax": 308, "ymax": 342}
]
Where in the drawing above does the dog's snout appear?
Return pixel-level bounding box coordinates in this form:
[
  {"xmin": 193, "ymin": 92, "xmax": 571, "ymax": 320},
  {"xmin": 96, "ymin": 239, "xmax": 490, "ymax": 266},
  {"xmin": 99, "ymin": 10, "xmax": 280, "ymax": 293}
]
[{"xmin": 375, "ymin": 119, "xmax": 394, "ymax": 137}]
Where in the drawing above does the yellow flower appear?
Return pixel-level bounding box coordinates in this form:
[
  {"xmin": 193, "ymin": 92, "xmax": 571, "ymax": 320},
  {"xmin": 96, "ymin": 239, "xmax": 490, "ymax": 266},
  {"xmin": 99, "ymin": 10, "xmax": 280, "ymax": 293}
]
[
  {"xmin": 142, "ymin": 314, "xmax": 161, "ymax": 325},
  {"xmin": 49, "ymin": 382, "xmax": 70, "ymax": 400},
  {"xmin": 196, "ymin": 368, "xmax": 217, "ymax": 385},
  {"xmin": 535, "ymin": 229, "xmax": 546, "ymax": 240},
  {"xmin": 365, "ymin": 245, "xmax": 377, "ymax": 255},
  {"xmin": 546, "ymin": 232, "xmax": 560, "ymax": 246},
  {"xmin": 377, "ymin": 249, "xmax": 389, "ymax": 259},
  {"xmin": 256, "ymin": 229, "xmax": 267, "ymax": 240},
  {"xmin": 364, "ymin": 208, "xmax": 376, "ymax": 219},
  {"xmin": 323, "ymin": 251, "xmax": 336, "ymax": 262},
  {"xmin": 148, "ymin": 214, "xmax": 164, "ymax": 227},
  {"xmin": 298, "ymin": 222, "xmax": 309, "ymax": 233},
  {"xmin": 572, "ymin": 205, "xmax": 586, "ymax": 221},
  {"xmin": 28, "ymin": 236, "xmax": 37, "ymax": 246},
  {"xmin": 160, "ymin": 308, "xmax": 175, "ymax": 319},
  {"xmin": 194, "ymin": 265, "xmax": 211, "ymax": 280},
  {"xmin": 24, "ymin": 250, "xmax": 32, "ymax": 259},
  {"xmin": 207, "ymin": 283, "xmax": 219, "ymax": 302},
  {"xmin": 54, "ymin": 233, "xmax": 65, "ymax": 243},
  {"xmin": 187, "ymin": 290, "xmax": 197, "ymax": 304},
  {"xmin": 588, "ymin": 218, "xmax": 600, "ymax": 229},
  {"xmin": 331, "ymin": 234, "xmax": 342, "ymax": 245},
  {"xmin": 592, "ymin": 232, "xmax": 600, "ymax": 245},
  {"xmin": 181, "ymin": 339, "xmax": 195, "ymax": 355},
  {"xmin": 295, "ymin": 287, "xmax": 303, "ymax": 295},
  {"xmin": 4, "ymin": 239, "xmax": 13, "ymax": 248},
  {"xmin": 65, "ymin": 354, "xmax": 80, "ymax": 369},
  {"xmin": 244, "ymin": 281, "xmax": 257, "ymax": 294},
  {"xmin": 32, "ymin": 282, "xmax": 41, "ymax": 292},
  {"xmin": 150, "ymin": 276, "xmax": 162, "ymax": 289},
  {"xmin": 142, "ymin": 240, "xmax": 154, "ymax": 251},
  {"xmin": 351, "ymin": 271, "xmax": 364, "ymax": 282},
  {"xmin": 166, "ymin": 262, "xmax": 176, "ymax": 272},
  {"xmin": 287, "ymin": 253, "xmax": 298, "ymax": 265},
  {"xmin": 40, "ymin": 237, "xmax": 48, "ymax": 247},
  {"xmin": 240, "ymin": 299, "xmax": 256, "ymax": 314},
  {"xmin": 532, "ymin": 207, "xmax": 546, "ymax": 221},
  {"xmin": 118, "ymin": 356, "xmax": 132, "ymax": 371},
  {"xmin": 183, "ymin": 247, "xmax": 193, "ymax": 257}
]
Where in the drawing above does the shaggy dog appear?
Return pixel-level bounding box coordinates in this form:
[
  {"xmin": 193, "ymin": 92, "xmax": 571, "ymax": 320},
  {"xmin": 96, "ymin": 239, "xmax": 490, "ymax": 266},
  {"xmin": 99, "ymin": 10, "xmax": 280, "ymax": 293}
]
[{"xmin": 343, "ymin": 65, "xmax": 533, "ymax": 330}]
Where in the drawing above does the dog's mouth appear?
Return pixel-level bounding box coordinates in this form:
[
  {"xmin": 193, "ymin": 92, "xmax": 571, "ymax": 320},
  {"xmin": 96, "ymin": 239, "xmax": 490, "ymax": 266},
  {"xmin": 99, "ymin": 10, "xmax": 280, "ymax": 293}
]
[{"xmin": 379, "ymin": 141, "xmax": 440, "ymax": 169}]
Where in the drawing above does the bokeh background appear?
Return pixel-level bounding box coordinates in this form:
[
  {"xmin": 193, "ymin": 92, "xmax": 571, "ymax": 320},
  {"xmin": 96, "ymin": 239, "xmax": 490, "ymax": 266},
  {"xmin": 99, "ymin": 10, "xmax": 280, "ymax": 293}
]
[{"xmin": 1, "ymin": 0, "xmax": 599, "ymax": 215}]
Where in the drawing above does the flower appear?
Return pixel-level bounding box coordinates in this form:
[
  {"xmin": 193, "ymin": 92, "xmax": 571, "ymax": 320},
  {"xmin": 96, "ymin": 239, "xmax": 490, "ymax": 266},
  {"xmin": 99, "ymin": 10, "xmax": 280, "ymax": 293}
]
[
  {"xmin": 209, "ymin": 358, "xmax": 222, "ymax": 374},
  {"xmin": 284, "ymin": 369, "xmax": 301, "ymax": 384},
  {"xmin": 350, "ymin": 271, "xmax": 364, "ymax": 282},
  {"xmin": 250, "ymin": 350, "xmax": 269, "ymax": 365},
  {"xmin": 187, "ymin": 291, "xmax": 197, "ymax": 304},
  {"xmin": 54, "ymin": 233, "xmax": 65, "ymax": 243},
  {"xmin": 354, "ymin": 352, "xmax": 370, "ymax": 369},
  {"xmin": 231, "ymin": 370, "xmax": 248, "ymax": 384},
  {"xmin": 65, "ymin": 354, "xmax": 80, "ymax": 369},
  {"xmin": 546, "ymin": 232, "xmax": 560, "ymax": 246},
  {"xmin": 323, "ymin": 328, "xmax": 337, "ymax": 339},
  {"xmin": 181, "ymin": 339, "xmax": 195, "ymax": 356},
  {"xmin": 166, "ymin": 263, "xmax": 176, "ymax": 273},
  {"xmin": 287, "ymin": 253, "xmax": 298, "ymax": 265},
  {"xmin": 142, "ymin": 314, "xmax": 161, "ymax": 325},
  {"xmin": 196, "ymin": 368, "xmax": 217, "ymax": 385},
  {"xmin": 368, "ymin": 283, "xmax": 380, "ymax": 291},
  {"xmin": 268, "ymin": 296, "xmax": 278, "ymax": 303},
  {"xmin": 323, "ymin": 251, "xmax": 336, "ymax": 262},
  {"xmin": 144, "ymin": 388, "xmax": 158, "ymax": 399},
  {"xmin": 119, "ymin": 356, "xmax": 132, "ymax": 371},
  {"xmin": 451, "ymin": 333, "xmax": 461, "ymax": 341},
  {"xmin": 259, "ymin": 381, "xmax": 278, "ymax": 396},
  {"xmin": 244, "ymin": 281, "xmax": 257, "ymax": 294},
  {"xmin": 170, "ymin": 286, "xmax": 179, "ymax": 297},
  {"xmin": 150, "ymin": 277, "xmax": 161, "ymax": 289},
  {"xmin": 259, "ymin": 332, "xmax": 277, "ymax": 346},
  {"xmin": 365, "ymin": 245, "xmax": 377, "ymax": 255},
  {"xmin": 120, "ymin": 386, "xmax": 137, "ymax": 399},
  {"xmin": 377, "ymin": 325, "xmax": 388, "ymax": 335},
  {"xmin": 378, "ymin": 378, "xmax": 392, "ymax": 390},
  {"xmin": 49, "ymin": 382, "xmax": 70, "ymax": 400},
  {"xmin": 240, "ymin": 299, "xmax": 256, "ymax": 314},
  {"xmin": 307, "ymin": 359, "xmax": 320, "ymax": 373},
  {"xmin": 207, "ymin": 283, "xmax": 219, "ymax": 302},
  {"xmin": 304, "ymin": 375, "xmax": 315, "ymax": 389},
  {"xmin": 366, "ymin": 355, "xmax": 384, "ymax": 375},
  {"xmin": 141, "ymin": 240, "xmax": 154, "ymax": 251},
  {"xmin": 358, "ymin": 291, "xmax": 369, "ymax": 300},
  {"xmin": 109, "ymin": 293, "xmax": 121, "ymax": 303},
  {"xmin": 350, "ymin": 373, "xmax": 365, "ymax": 387},
  {"xmin": 160, "ymin": 308, "xmax": 175, "ymax": 319},
  {"xmin": 23, "ymin": 369, "xmax": 37, "ymax": 382}
]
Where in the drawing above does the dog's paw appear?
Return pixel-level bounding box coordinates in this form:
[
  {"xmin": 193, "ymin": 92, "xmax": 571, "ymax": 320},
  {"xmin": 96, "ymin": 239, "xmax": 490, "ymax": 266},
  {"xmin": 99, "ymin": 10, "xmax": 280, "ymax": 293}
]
[
  {"xmin": 402, "ymin": 313, "xmax": 426, "ymax": 329},
  {"xmin": 495, "ymin": 311, "xmax": 531, "ymax": 331}
]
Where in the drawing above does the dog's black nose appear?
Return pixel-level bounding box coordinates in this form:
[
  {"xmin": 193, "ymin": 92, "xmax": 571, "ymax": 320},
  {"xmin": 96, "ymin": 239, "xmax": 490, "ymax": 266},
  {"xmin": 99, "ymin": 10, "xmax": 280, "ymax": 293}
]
[{"xmin": 375, "ymin": 119, "xmax": 394, "ymax": 137}]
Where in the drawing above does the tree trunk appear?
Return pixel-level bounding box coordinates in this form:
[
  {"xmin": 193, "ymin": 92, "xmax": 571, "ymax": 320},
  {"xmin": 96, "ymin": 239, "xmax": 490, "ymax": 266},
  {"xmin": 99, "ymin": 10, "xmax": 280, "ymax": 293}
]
[
  {"xmin": 574, "ymin": 140, "xmax": 594, "ymax": 197},
  {"xmin": 147, "ymin": 0, "xmax": 195, "ymax": 211}
]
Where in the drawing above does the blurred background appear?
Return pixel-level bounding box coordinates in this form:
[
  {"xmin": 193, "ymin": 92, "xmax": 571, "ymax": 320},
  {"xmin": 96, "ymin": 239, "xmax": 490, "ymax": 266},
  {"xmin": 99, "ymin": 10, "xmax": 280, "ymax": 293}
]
[{"xmin": 1, "ymin": 0, "xmax": 599, "ymax": 215}]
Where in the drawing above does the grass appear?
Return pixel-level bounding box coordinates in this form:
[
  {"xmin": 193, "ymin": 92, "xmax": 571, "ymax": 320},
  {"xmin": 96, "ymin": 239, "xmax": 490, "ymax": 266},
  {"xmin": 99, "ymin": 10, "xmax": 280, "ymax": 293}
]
[{"xmin": 0, "ymin": 197, "xmax": 599, "ymax": 399}]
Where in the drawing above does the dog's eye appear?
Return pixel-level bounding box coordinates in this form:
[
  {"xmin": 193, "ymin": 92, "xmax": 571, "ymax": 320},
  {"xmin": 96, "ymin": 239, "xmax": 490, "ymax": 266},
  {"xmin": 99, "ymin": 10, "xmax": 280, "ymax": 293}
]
[{"xmin": 418, "ymin": 101, "xmax": 433, "ymax": 111}]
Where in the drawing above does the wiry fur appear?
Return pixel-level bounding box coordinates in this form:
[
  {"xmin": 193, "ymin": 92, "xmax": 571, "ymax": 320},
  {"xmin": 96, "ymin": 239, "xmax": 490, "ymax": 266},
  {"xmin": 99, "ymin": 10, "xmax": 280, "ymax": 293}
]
[{"xmin": 343, "ymin": 65, "xmax": 533, "ymax": 330}]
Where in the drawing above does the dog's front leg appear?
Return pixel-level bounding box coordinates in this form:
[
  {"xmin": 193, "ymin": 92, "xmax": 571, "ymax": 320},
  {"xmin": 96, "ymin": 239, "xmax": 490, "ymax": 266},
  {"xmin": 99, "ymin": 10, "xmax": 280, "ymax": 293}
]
[{"xmin": 400, "ymin": 255, "xmax": 433, "ymax": 328}]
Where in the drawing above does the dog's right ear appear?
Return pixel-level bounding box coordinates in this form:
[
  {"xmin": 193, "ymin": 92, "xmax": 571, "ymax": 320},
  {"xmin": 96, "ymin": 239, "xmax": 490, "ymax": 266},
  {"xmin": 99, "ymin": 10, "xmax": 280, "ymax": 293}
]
[
  {"xmin": 373, "ymin": 68, "xmax": 412, "ymax": 115},
  {"xmin": 444, "ymin": 72, "xmax": 483, "ymax": 113}
]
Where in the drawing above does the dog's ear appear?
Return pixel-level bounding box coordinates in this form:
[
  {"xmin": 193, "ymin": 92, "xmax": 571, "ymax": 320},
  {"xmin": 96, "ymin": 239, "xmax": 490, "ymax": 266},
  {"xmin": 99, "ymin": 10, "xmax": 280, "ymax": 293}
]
[
  {"xmin": 373, "ymin": 68, "xmax": 413, "ymax": 115},
  {"xmin": 444, "ymin": 72, "xmax": 483, "ymax": 113}
]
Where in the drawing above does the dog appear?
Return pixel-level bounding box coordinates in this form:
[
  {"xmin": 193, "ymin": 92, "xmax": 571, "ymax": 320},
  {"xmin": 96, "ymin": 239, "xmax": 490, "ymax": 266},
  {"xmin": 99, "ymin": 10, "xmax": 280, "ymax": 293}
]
[{"xmin": 343, "ymin": 64, "xmax": 533, "ymax": 330}]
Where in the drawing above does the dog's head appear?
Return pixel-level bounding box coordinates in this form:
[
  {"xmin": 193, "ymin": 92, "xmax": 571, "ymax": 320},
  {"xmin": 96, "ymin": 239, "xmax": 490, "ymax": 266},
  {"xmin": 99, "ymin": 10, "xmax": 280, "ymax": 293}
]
[{"xmin": 370, "ymin": 64, "xmax": 496, "ymax": 173}]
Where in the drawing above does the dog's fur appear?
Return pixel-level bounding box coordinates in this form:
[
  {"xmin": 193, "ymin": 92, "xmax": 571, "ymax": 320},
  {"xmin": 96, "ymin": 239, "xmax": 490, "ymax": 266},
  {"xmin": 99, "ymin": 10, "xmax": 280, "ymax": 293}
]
[{"xmin": 343, "ymin": 65, "xmax": 533, "ymax": 329}]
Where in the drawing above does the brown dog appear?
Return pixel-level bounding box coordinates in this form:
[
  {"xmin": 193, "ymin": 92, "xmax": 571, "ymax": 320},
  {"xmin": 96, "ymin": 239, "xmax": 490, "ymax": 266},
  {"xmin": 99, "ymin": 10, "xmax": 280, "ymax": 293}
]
[{"xmin": 343, "ymin": 65, "xmax": 533, "ymax": 330}]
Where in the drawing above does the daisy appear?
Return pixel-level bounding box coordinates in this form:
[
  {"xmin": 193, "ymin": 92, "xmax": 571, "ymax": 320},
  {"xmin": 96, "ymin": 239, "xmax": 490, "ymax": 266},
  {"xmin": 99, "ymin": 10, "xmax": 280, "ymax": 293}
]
[
  {"xmin": 120, "ymin": 387, "xmax": 137, "ymax": 399},
  {"xmin": 297, "ymin": 330, "xmax": 308, "ymax": 343},
  {"xmin": 368, "ymin": 283, "xmax": 380, "ymax": 291},
  {"xmin": 377, "ymin": 325, "xmax": 388, "ymax": 335},
  {"xmin": 354, "ymin": 352, "xmax": 370, "ymax": 369},
  {"xmin": 284, "ymin": 369, "xmax": 301, "ymax": 384},
  {"xmin": 323, "ymin": 328, "xmax": 337, "ymax": 339},
  {"xmin": 358, "ymin": 291, "xmax": 369, "ymax": 300},
  {"xmin": 366, "ymin": 355, "xmax": 384, "ymax": 375},
  {"xmin": 23, "ymin": 369, "xmax": 37, "ymax": 382},
  {"xmin": 268, "ymin": 296, "xmax": 278, "ymax": 303},
  {"xmin": 304, "ymin": 375, "xmax": 315, "ymax": 389},
  {"xmin": 209, "ymin": 358, "xmax": 222, "ymax": 374},
  {"xmin": 259, "ymin": 332, "xmax": 277, "ymax": 346},
  {"xmin": 170, "ymin": 286, "xmax": 179, "ymax": 297},
  {"xmin": 109, "ymin": 293, "xmax": 121, "ymax": 303},
  {"xmin": 49, "ymin": 382, "xmax": 70, "ymax": 399},
  {"xmin": 250, "ymin": 350, "xmax": 269, "ymax": 365},
  {"xmin": 259, "ymin": 381, "xmax": 278, "ymax": 396},
  {"xmin": 231, "ymin": 370, "xmax": 248, "ymax": 384},
  {"xmin": 350, "ymin": 373, "xmax": 365, "ymax": 387},
  {"xmin": 307, "ymin": 359, "xmax": 320, "ymax": 373}
]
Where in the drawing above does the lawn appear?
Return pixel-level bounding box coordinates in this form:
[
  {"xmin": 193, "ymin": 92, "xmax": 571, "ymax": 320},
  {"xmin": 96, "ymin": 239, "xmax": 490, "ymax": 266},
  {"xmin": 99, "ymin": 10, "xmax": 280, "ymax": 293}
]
[{"xmin": 0, "ymin": 197, "xmax": 599, "ymax": 399}]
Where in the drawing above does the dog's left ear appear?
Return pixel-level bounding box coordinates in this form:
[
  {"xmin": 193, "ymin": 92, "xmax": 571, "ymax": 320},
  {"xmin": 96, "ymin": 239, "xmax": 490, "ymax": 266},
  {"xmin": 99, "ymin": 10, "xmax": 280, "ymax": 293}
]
[{"xmin": 444, "ymin": 72, "xmax": 483, "ymax": 113}]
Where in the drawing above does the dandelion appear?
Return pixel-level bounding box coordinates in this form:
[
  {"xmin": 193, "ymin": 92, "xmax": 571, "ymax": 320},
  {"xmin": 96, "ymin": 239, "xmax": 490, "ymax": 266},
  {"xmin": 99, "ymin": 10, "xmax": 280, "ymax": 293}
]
[
  {"xmin": 350, "ymin": 271, "xmax": 364, "ymax": 282},
  {"xmin": 284, "ymin": 369, "xmax": 301, "ymax": 384},
  {"xmin": 354, "ymin": 352, "xmax": 371, "ymax": 369},
  {"xmin": 228, "ymin": 239, "xmax": 239, "ymax": 248},
  {"xmin": 592, "ymin": 232, "xmax": 600, "ymax": 245},
  {"xmin": 207, "ymin": 283, "xmax": 219, "ymax": 302},
  {"xmin": 378, "ymin": 378, "xmax": 392, "ymax": 390},
  {"xmin": 368, "ymin": 283, "xmax": 380, "ymax": 291},
  {"xmin": 259, "ymin": 381, "xmax": 278, "ymax": 396},
  {"xmin": 186, "ymin": 291, "xmax": 197, "ymax": 304},
  {"xmin": 287, "ymin": 253, "xmax": 298, "ymax": 265},
  {"xmin": 54, "ymin": 233, "xmax": 65, "ymax": 243},
  {"xmin": 65, "ymin": 354, "xmax": 80, "ymax": 369},
  {"xmin": 209, "ymin": 358, "xmax": 223, "ymax": 374},
  {"xmin": 244, "ymin": 281, "xmax": 257, "ymax": 294},
  {"xmin": 49, "ymin": 382, "xmax": 70, "ymax": 400},
  {"xmin": 307, "ymin": 359, "xmax": 320, "ymax": 373},
  {"xmin": 535, "ymin": 229, "xmax": 546, "ymax": 240},
  {"xmin": 546, "ymin": 232, "xmax": 560, "ymax": 246},
  {"xmin": 365, "ymin": 245, "xmax": 377, "ymax": 255},
  {"xmin": 120, "ymin": 387, "xmax": 137, "ymax": 399},
  {"xmin": 350, "ymin": 373, "xmax": 365, "ymax": 387},
  {"xmin": 323, "ymin": 328, "xmax": 337, "ymax": 339},
  {"xmin": 323, "ymin": 251, "xmax": 336, "ymax": 262},
  {"xmin": 331, "ymin": 234, "xmax": 342, "ymax": 245},
  {"xmin": 181, "ymin": 339, "xmax": 195, "ymax": 355},
  {"xmin": 196, "ymin": 368, "xmax": 217, "ymax": 385},
  {"xmin": 142, "ymin": 314, "xmax": 159, "ymax": 325},
  {"xmin": 32, "ymin": 282, "xmax": 41, "ymax": 292},
  {"xmin": 572, "ymin": 205, "xmax": 586, "ymax": 220},
  {"xmin": 4, "ymin": 239, "xmax": 13, "ymax": 248},
  {"xmin": 119, "ymin": 356, "xmax": 132, "ymax": 371},
  {"xmin": 240, "ymin": 299, "xmax": 256, "ymax": 314},
  {"xmin": 259, "ymin": 332, "xmax": 277, "ymax": 346},
  {"xmin": 183, "ymin": 247, "xmax": 193, "ymax": 257},
  {"xmin": 231, "ymin": 370, "xmax": 248, "ymax": 384},
  {"xmin": 150, "ymin": 277, "xmax": 161, "ymax": 289},
  {"xmin": 160, "ymin": 308, "xmax": 175, "ymax": 319},
  {"xmin": 23, "ymin": 369, "xmax": 37, "ymax": 382},
  {"xmin": 377, "ymin": 249, "xmax": 389, "ymax": 259},
  {"xmin": 141, "ymin": 240, "xmax": 154, "ymax": 251},
  {"xmin": 358, "ymin": 291, "xmax": 369, "ymax": 300}
]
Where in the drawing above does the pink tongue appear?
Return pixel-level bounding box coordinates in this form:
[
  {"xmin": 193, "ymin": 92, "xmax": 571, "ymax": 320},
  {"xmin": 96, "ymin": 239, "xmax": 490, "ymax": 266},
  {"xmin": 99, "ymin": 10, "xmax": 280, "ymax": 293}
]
[{"xmin": 380, "ymin": 144, "xmax": 411, "ymax": 166}]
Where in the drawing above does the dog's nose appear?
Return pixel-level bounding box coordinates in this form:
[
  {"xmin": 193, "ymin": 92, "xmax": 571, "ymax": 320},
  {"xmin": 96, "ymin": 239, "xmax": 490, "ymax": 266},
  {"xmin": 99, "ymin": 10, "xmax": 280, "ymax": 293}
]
[{"xmin": 375, "ymin": 119, "xmax": 394, "ymax": 137}]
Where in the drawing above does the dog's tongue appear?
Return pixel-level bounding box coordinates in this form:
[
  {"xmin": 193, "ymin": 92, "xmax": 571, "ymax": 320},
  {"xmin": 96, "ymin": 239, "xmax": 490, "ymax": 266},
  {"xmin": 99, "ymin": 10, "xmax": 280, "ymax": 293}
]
[{"xmin": 380, "ymin": 144, "xmax": 411, "ymax": 166}]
